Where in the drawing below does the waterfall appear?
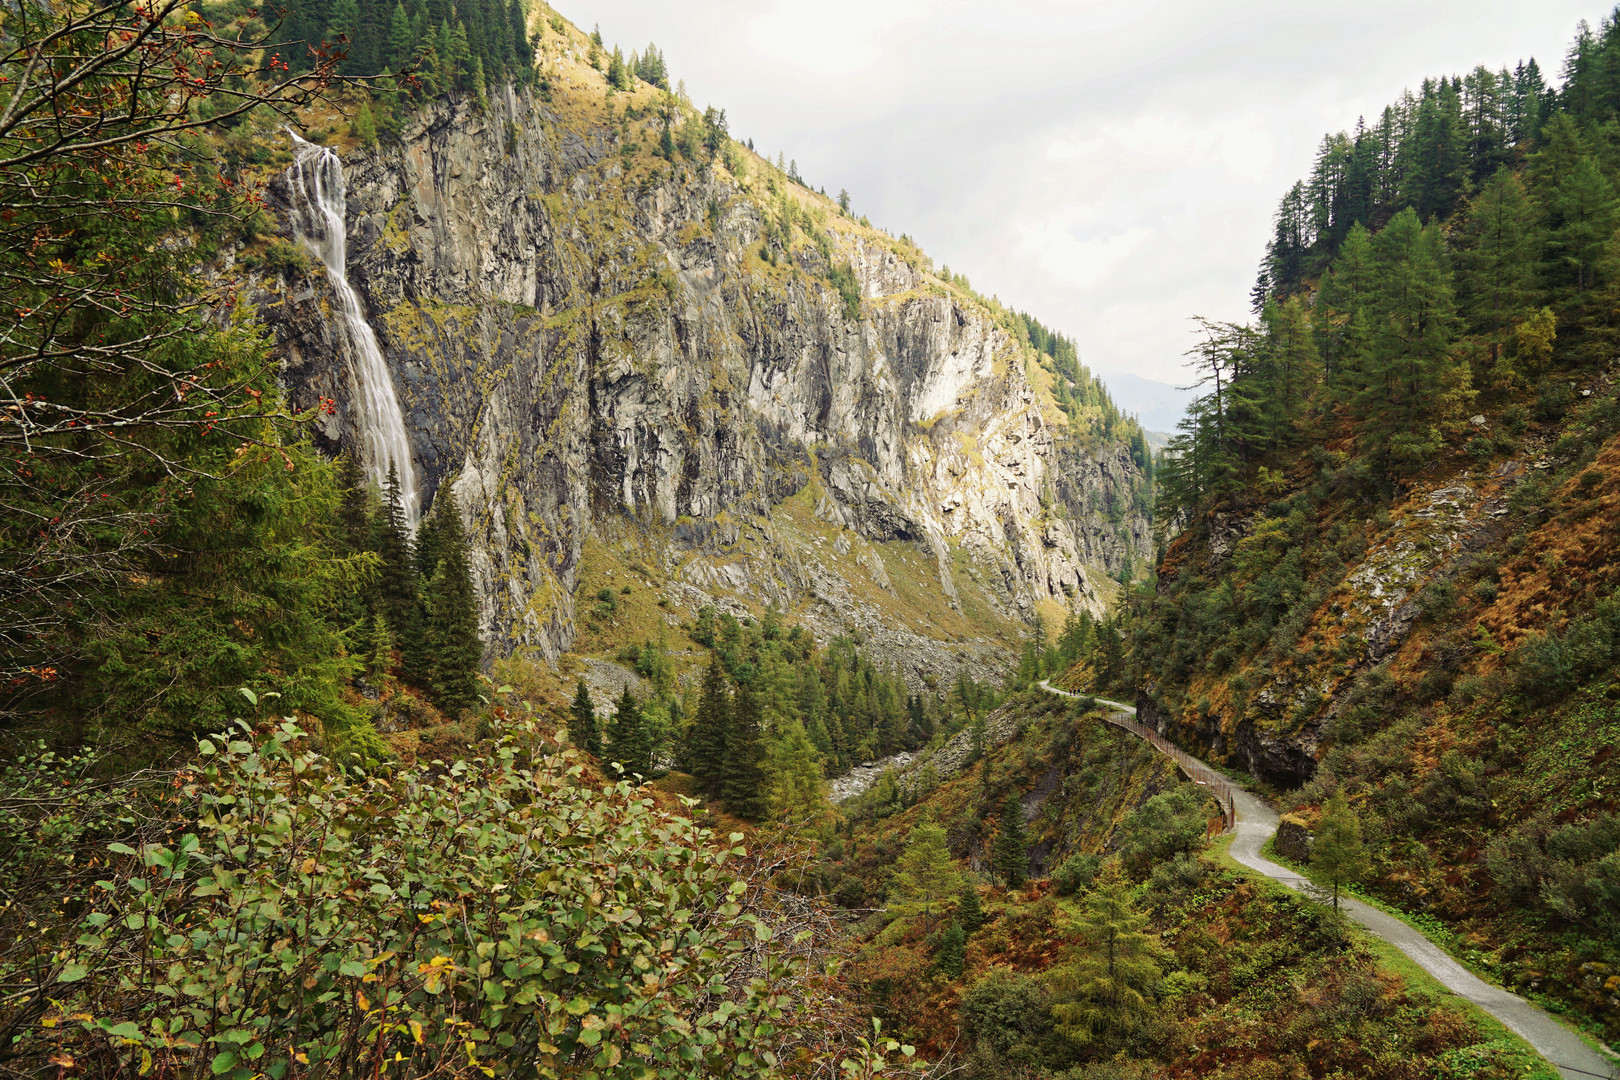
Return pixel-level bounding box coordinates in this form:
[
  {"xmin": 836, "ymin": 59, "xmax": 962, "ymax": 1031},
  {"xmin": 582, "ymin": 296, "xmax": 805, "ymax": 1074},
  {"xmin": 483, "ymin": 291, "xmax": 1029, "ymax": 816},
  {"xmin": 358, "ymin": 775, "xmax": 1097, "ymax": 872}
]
[{"xmin": 284, "ymin": 133, "xmax": 420, "ymax": 532}]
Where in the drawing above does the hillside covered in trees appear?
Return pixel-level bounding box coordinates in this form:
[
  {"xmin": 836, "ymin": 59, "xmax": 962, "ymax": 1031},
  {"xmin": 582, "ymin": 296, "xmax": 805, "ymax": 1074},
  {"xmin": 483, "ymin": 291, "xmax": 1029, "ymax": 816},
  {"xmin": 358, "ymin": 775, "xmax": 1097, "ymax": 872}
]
[{"xmin": 1135, "ymin": 10, "xmax": 1620, "ymax": 1048}]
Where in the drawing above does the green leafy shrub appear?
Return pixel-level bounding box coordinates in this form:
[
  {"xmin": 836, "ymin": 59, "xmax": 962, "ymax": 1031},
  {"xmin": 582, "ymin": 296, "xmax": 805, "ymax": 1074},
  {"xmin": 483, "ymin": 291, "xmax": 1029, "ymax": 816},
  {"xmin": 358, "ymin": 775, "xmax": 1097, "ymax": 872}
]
[
  {"xmin": 5, "ymin": 721, "xmax": 824, "ymax": 1079},
  {"xmin": 242, "ymin": 238, "xmax": 312, "ymax": 277},
  {"xmin": 1053, "ymin": 851, "xmax": 1100, "ymax": 896},
  {"xmin": 1117, "ymin": 788, "xmax": 1209, "ymax": 875}
]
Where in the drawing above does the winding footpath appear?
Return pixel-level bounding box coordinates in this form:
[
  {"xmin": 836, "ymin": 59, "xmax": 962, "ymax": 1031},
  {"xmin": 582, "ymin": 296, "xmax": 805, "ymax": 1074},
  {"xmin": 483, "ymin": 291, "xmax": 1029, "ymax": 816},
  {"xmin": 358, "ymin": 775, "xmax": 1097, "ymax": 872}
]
[{"xmin": 1037, "ymin": 681, "xmax": 1617, "ymax": 1080}]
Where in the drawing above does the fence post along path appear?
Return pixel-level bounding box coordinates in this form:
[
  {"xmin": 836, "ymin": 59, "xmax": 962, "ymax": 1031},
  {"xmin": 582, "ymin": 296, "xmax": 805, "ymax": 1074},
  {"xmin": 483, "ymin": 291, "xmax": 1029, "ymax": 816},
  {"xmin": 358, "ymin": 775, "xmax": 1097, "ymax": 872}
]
[{"xmin": 1035, "ymin": 680, "xmax": 1617, "ymax": 1080}]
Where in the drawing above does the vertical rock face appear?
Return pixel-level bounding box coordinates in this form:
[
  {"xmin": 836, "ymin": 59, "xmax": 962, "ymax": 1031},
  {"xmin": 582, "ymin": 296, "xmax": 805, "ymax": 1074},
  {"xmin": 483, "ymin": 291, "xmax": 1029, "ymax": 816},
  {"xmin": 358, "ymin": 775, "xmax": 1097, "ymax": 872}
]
[{"xmin": 266, "ymin": 88, "xmax": 1152, "ymax": 669}]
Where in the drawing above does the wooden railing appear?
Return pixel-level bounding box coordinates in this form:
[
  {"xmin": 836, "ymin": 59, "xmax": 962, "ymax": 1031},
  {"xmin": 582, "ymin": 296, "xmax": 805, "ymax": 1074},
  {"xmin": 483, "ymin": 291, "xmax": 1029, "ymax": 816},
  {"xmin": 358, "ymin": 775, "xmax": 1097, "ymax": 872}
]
[
  {"xmin": 1041, "ymin": 683, "xmax": 1236, "ymax": 834},
  {"xmin": 1095, "ymin": 706, "xmax": 1236, "ymax": 834}
]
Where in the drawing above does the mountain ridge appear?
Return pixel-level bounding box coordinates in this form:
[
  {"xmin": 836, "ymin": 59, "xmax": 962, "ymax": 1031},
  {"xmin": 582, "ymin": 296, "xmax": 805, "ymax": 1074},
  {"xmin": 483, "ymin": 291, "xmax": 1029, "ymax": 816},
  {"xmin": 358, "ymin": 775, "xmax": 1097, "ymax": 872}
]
[{"xmin": 259, "ymin": 46, "xmax": 1154, "ymax": 682}]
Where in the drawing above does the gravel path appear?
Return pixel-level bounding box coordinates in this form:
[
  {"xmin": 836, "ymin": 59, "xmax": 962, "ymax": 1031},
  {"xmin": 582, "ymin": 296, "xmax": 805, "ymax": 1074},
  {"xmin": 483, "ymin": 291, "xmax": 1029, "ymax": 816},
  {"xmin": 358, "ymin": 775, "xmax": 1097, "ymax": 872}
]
[{"xmin": 1038, "ymin": 681, "xmax": 1617, "ymax": 1080}]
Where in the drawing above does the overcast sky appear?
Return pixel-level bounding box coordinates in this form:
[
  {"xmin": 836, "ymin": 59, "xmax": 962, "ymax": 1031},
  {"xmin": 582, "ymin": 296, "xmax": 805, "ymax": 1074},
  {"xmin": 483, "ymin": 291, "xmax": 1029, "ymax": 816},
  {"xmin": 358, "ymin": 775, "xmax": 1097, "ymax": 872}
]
[{"xmin": 572, "ymin": 1, "xmax": 1602, "ymax": 387}]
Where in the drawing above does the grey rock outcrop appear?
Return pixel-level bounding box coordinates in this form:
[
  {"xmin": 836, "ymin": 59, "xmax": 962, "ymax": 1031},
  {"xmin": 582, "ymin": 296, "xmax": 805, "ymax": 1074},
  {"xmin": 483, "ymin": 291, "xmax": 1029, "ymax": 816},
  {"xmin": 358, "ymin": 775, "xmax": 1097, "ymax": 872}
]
[{"xmin": 265, "ymin": 89, "xmax": 1152, "ymax": 669}]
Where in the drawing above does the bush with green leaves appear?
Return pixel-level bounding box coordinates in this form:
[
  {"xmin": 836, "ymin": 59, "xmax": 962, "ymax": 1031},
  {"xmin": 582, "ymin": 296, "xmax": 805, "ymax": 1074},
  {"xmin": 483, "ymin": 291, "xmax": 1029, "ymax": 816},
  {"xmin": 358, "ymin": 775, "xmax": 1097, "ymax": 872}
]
[
  {"xmin": 4, "ymin": 720, "xmax": 853, "ymax": 1079},
  {"xmin": 1116, "ymin": 788, "xmax": 1210, "ymax": 875},
  {"xmin": 1053, "ymin": 852, "xmax": 1100, "ymax": 896}
]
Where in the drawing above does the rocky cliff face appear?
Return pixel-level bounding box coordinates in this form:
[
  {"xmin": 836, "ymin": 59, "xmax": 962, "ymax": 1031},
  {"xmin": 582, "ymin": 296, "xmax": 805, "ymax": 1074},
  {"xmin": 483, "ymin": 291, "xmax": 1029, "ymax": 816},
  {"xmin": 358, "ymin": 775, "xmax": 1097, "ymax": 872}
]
[{"xmin": 265, "ymin": 83, "xmax": 1151, "ymax": 680}]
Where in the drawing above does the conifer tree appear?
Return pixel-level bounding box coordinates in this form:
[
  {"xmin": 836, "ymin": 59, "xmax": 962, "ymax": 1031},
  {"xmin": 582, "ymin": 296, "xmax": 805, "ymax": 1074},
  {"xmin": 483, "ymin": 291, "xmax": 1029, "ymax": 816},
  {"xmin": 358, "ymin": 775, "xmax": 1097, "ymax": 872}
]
[
  {"xmin": 1093, "ymin": 621, "xmax": 1125, "ymax": 694},
  {"xmin": 635, "ymin": 43, "xmax": 668, "ymax": 89},
  {"xmin": 766, "ymin": 720, "xmax": 827, "ymax": 824},
  {"xmin": 905, "ymin": 693, "xmax": 933, "ymax": 746},
  {"xmin": 1260, "ymin": 295, "xmax": 1322, "ymax": 442},
  {"xmin": 1310, "ymin": 791, "xmax": 1370, "ymax": 911},
  {"xmin": 385, "ymin": 3, "xmax": 414, "ymax": 70},
  {"xmin": 1352, "ymin": 207, "xmax": 1471, "ymax": 472},
  {"xmin": 606, "ymin": 46, "xmax": 629, "ymax": 90},
  {"xmin": 336, "ymin": 453, "xmax": 372, "ymax": 556},
  {"xmin": 1458, "ymin": 169, "xmax": 1542, "ymax": 334},
  {"xmin": 1547, "ymin": 154, "xmax": 1616, "ymax": 296},
  {"xmin": 606, "ymin": 687, "xmax": 655, "ymax": 778},
  {"xmin": 367, "ymin": 615, "xmax": 396, "ymax": 688},
  {"xmin": 934, "ymin": 921, "xmax": 966, "ymax": 979},
  {"xmin": 419, "ymin": 490, "xmax": 483, "ymax": 715},
  {"xmin": 334, "ymin": 454, "xmax": 376, "ymax": 629},
  {"xmin": 1315, "ymin": 221, "xmax": 1376, "ymax": 393},
  {"xmin": 690, "ymin": 658, "xmax": 731, "ymax": 797},
  {"xmin": 722, "ymin": 683, "xmax": 768, "ymax": 819},
  {"xmin": 891, "ymin": 820, "xmax": 963, "ymax": 930},
  {"xmin": 992, "ymin": 792, "xmax": 1029, "ymax": 888},
  {"xmin": 957, "ymin": 882, "xmax": 985, "ymax": 934},
  {"xmin": 448, "ymin": 22, "xmax": 473, "ymax": 87},
  {"xmin": 373, "ymin": 463, "xmax": 422, "ymax": 671},
  {"xmin": 570, "ymin": 678, "xmax": 601, "ymax": 758},
  {"xmin": 1049, "ymin": 859, "xmax": 1166, "ymax": 1044}
]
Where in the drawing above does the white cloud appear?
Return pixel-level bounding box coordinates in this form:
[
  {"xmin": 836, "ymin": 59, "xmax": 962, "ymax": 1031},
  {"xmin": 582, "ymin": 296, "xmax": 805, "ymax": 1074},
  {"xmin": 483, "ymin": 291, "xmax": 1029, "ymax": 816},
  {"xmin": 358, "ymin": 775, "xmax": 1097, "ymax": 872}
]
[
  {"xmin": 1016, "ymin": 220, "xmax": 1154, "ymax": 292},
  {"xmin": 742, "ymin": 0, "xmax": 933, "ymax": 78}
]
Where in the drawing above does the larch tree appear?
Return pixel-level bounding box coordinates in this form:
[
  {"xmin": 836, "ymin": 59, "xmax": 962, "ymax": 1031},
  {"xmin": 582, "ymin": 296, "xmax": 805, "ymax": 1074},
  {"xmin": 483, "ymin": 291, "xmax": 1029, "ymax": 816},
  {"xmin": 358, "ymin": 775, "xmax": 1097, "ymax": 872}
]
[
  {"xmin": 1455, "ymin": 168, "xmax": 1544, "ymax": 382},
  {"xmin": 1049, "ymin": 859, "xmax": 1166, "ymax": 1047},
  {"xmin": 890, "ymin": 821, "xmax": 963, "ymax": 931},
  {"xmin": 1310, "ymin": 791, "xmax": 1370, "ymax": 911},
  {"xmin": 766, "ymin": 720, "xmax": 827, "ymax": 825},
  {"xmin": 1355, "ymin": 207, "xmax": 1471, "ymax": 473}
]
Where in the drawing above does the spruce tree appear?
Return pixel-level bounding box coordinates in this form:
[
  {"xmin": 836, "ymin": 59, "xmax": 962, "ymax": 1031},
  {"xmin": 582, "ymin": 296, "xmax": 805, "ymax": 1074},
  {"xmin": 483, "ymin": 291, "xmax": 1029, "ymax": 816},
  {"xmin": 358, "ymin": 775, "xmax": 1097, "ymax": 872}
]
[
  {"xmin": 373, "ymin": 463, "xmax": 422, "ymax": 675},
  {"xmin": 690, "ymin": 658, "xmax": 731, "ymax": 797},
  {"xmin": 448, "ymin": 21, "xmax": 472, "ymax": 88},
  {"xmin": 905, "ymin": 693, "xmax": 933, "ymax": 746},
  {"xmin": 957, "ymin": 882, "xmax": 985, "ymax": 934},
  {"xmin": 334, "ymin": 453, "xmax": 375, "ymax": 629},
  {"xmin": 367, "ymin": 614, "xmax": 396, "ymax": 688},
  {"xmin": 605, "ymin": 687, "xmax": 654, "ymax": 778},
  {"xmin": 934, "ymin": 921, "xmax": 966, "ymax": 979},
  {"xmin": 336, "ymin": 452, "xmax": 372, "ymax": 556},
  {"xmin": 570, "ymin": 678, "xmax": 600, "ymax": 758},
  {"xmin": 419, "ymin": 490, "xmax": 483, "ymax": 715},
  {"xmin": 385, "ymin": 2, "xmax": 413, "ymax": 70},
  {"xmin": 992, "ymin": 791, "xmax": 1029, "ymax": 888},
  {"xmin": 722, "ymin": 683, "xmax": 768, "ymax": 819}
]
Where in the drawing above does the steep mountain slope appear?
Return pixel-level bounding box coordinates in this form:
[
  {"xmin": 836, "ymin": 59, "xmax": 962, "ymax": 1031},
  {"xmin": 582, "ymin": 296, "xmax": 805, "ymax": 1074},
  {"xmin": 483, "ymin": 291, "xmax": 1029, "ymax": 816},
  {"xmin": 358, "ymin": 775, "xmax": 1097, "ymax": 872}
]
[
  {"xmin": 1131, "ymin": 29, "xmax": 1620, "ymax": 1049},
  {"xmin": 261, "ymin": 23, "xmax": 1152, "ymax": 682}
]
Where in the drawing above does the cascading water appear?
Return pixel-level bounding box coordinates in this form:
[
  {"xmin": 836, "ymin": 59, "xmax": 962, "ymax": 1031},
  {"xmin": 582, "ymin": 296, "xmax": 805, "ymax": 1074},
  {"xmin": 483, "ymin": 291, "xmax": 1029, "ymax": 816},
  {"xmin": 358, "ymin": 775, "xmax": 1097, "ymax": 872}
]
[{"xmin": 284, "ymin": 132, "xmax": 420, "ymax": 531}]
